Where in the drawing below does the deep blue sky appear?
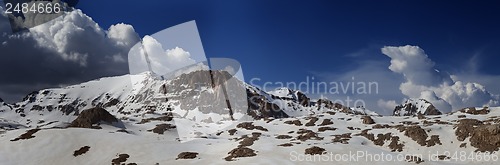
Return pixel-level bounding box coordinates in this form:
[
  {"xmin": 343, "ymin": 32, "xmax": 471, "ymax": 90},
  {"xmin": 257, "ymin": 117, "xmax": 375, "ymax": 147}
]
[{"xmin": 78, "ymin": 0, "xmax": 500, "ymax": 86}]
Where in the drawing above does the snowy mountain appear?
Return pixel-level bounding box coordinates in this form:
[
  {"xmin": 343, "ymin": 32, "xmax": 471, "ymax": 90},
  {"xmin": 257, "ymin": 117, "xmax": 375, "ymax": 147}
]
[
  {"xmin": 1, "ymin": 72, "xmax": 500, "ymax": 164},
  {"xmin": 0, "ymin": 69, "xmax": 374, "ymax": 137},
  {"xmin": 393, "ymin": 99, "xmax": 442, "ymax": 116}
]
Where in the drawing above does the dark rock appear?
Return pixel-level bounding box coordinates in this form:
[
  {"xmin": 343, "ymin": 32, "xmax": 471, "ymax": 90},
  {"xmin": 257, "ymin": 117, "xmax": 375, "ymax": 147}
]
[
  {"xmin": 362, "ymin": 116, "xmax": 375, "ymax": 124},
  {"xmin": 10, "ymin": 128, "xmax": 40, "ymax": 141},
  {"xmin": 239, "ymin": 136, "xmax": 259, "ymax": 147},
  {"xmin": 405, "ymin": 156, "xmax": 424, "ymax": 164},
  {"xmin": 324, "ymin": 111, "xmax": 336, "ymax": 115},
  {"xmin": 284, "ymin": 120, "xmax": 302, "ymax": 126},
  {"xmin": 426, "ymin": 135, "xmax": 442, "ymax": 147},
  {"xmin": 295, "ymin": 91, "xmax": 310, "ymax": 107},
  {"xmin": 318, "ymin": 127, "xmax": 337, "ymax": 132},
  {"xmin": 236, "ymin": 122, "xmax": 268, "ymax": 131},
  {"xmin": 401, "ymin": 125, "xmax": 428, "ymax": 146},
  {"xmin": 373, "ymin": 133, "xmax": 392, "ymax": 146},
  {"xmin": 389, "ymin": 136, "xmax": 404, "ymax": 152},
  {"xmin": 228, "ymin": 129, "xmax": 237, "ymax": 135},
  {"xmin": 148, "ymin": 124, "xmax": 176, "ymax": 134},
  {"xmin": 460, "ymin": 143, "xmax": 466, "ymax": 148},
  {"xmin": 247, "ymin": 90, "xmax": 288, "ymax": 119},
  {"xmin": 22, "ymin": 91, "xmax": 39, "ymax": 103},
  {"xmin": 276, "ymin": 135, "xmax": 293, "ymax": 139},
  {"xmin": 73, "ymin": 146, "xmax": 90, "ymax": 157},
  {"xmin": 305, "ymin": 117, "xmax": 318, "ymax": 126},
  {"xmin": 333, "ymin": 133, "xmax": 352, "ymax": 144},
  {"xmin": 470, "ymin": 124, "xmax": 500, "ymax": 152},
  {"xmin": 305, "ymin": 146, "xmax": 326, "ymax": 155},
  {"xmin": 176, "ymin": 152, "xmax": 199, "ymax": 160},
  {"xmin": 372, "ymin": 124, "xmax": 390, "ymax": 129},
  {"xmin": 460, "ymin": 107, "xmax": 489, "ymax": 115},
  {"xmin": 103, "ymin": 99, "xmax": 120, "ymax": 107},
  {"xmin": 297, "ymin": 129, "xmax": 323, "ymax": 141},
  {"xmin": 455, "ymin": 119, "xmax": 483, "ymax": 141},
  {"xmin": 318, "ymin": 119, "xmax": 333, "ymax": 126},
  {"xmin": 278, "ymin": 143, "xmax": 293, "ymax": 147},
  {"xmin": 69, "ymin": 107, "xmax": 119, "ymax": 129},
  {"xmin": 112, "ymin": 154, "xmax": 129, "ymax": 165},
  {"xmin": 60, "ymin": 104, "xmax": 77, "ymax": 116},
  {"xmin": 225, "ymin": 147, "xmax": 257, "ymax": 161},
  {"xmin": 30, "ymin": 105, "xmax": 43, "ymax": 111}
]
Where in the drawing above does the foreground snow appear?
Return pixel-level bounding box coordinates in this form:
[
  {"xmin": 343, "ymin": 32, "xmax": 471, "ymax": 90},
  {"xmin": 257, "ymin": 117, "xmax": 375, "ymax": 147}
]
[{"xmin": 1, "ymin": 107, "xmax": 500, "ymax": 164}]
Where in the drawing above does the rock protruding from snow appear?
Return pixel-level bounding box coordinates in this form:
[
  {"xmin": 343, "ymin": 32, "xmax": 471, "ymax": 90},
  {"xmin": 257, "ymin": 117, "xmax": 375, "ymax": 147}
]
[
  {"xmin": 294, "ymin": 91, "xmax": 310, "ymax": 107},
  {"xmin": 268, "ymin": 88, "xmax": 311, "ymax": 107},
  {"xmin": 69, "ymin": 107, "xmax": 121, "ymax": 129},
  {"xmin": 393, "ymin": 99, "xmax": 442, "ymax": 116},
  {"xmin": 362, "ymin": 116, "xmax": 375, "ymax": 124}
]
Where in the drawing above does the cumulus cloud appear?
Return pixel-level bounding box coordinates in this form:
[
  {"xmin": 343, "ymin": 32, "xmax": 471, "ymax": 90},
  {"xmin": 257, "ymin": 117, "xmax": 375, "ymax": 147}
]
[
  {"xmin": 377, "ymin": 99, "xmax": 398, "ymax": 112},
  {"xmin": 127, "ymin": 35, "xmax": 196, "ymax": 76},
  {"xmin": 0, "ymin": 9, "xmax": 140, "ymax": 102},
  {"xmin": 381, "ymin": 45, "xmax": 500, "ymax": 112},
  {"xmin": 108, "ymin": 23, "xmax": 139, "ymax": 48},
  {"xmin": 381, "ymin": 45, "xmax": 452, "ymax": 86}
]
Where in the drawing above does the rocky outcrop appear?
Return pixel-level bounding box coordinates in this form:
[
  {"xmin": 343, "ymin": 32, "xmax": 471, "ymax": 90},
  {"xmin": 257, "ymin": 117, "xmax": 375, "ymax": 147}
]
[
  {"xmin": 22, "ymin": 91, "xmax": 39, "ymax": 103},
  {"xmin": 470, "ymin": 124, "xmax": 500, "ymax": 152},
  {"xmin": 176, "ymin": 152, "xmax": 199, "ymax": 160},
  {"xmin": 295, "ymin": 91, "xmax": 310, "ymax": 107},
  {"xmin": 362, "ymin": 116, "xmax": 375, "ymax": 124},
  {"xmin": 247, "ymin": 89, "xmax": 288, "ymax": 119},
  {"xmin": 305, "ymin": 146, "xmax": 326, "ymax": 155},
  {"xmin": 316, "ymin": 99, "xmax": 349, "ymax": 111},
  {"xmin": 460, "ymin": 107, "xmax": 489, "ymax": 115},
  {"xmin": 69, "ymin": 107, "xmax": 120, "ymax": 129}
]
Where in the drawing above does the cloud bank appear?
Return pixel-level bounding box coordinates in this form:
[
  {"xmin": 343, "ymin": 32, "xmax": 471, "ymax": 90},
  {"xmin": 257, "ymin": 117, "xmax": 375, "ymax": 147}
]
[
  {"xmin": 381, "ymin": 45, "xmax": 500, "ymax": 113},
  {"xmin": 0, "ymin": 9, "xmax": 140, "ymax": 102}
]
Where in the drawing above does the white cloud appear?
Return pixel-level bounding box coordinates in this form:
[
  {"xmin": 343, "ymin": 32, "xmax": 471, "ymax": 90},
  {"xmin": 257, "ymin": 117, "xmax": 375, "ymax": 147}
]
[
  {"xmin": 108, "ymin": 23, "xmax": 139, "ymax": 47},
  {"xmin": 136, "ymin": 35, "xmax": 196, "ymax": 75},
  {"xmin": 381, "ymin": 45, "xmax": 452, "ymax": 86},
  {"xmin": 381, "ymin": 45, "xmax": 499, "ymax": 112},
  {"xmin": 377, "ymin": 99, "xmax": 398, "ymax": 112},
  {"xmin": 419, "ymin": 90, "xmax": 452, "ymax": 113}
]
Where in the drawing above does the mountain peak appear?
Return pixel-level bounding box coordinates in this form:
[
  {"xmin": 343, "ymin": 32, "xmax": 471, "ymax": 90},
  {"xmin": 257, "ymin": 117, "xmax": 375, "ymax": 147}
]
[{"xmin": 393, "ymin": 99, "xmax": 442, "ymax": 116}]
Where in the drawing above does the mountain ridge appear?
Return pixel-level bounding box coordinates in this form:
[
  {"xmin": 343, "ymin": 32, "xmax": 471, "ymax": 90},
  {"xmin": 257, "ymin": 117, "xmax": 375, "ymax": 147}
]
[{"xmin": 2, "ymin": 72, "xmax": 500, "ymax": 164}]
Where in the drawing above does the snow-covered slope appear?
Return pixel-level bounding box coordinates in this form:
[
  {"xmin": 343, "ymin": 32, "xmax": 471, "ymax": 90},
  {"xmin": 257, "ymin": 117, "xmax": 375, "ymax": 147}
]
[
  {"xmin": 2, "ymin": 73, "xmax": 500, "ymax": 164},
  {"xmin": 2, "ymin": 104, "xmax": 500, "ymax": 164}
]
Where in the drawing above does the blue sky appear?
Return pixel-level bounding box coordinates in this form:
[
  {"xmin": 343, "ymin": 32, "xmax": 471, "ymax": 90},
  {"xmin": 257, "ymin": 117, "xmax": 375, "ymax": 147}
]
[
  {"xmin": 1, "ymin": 0, "xmax": 500, "ymax": 114},
  {"xmin": 77, "ymin": 0, "xmax": 500, "ymax": 80},
  {"xmin": 77, "ymin": 0, "xmax": 500, "ymax": 113}
]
